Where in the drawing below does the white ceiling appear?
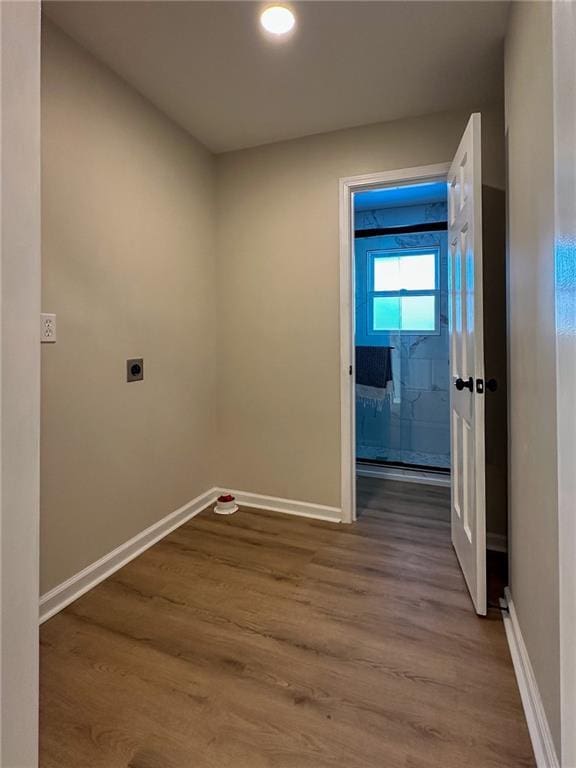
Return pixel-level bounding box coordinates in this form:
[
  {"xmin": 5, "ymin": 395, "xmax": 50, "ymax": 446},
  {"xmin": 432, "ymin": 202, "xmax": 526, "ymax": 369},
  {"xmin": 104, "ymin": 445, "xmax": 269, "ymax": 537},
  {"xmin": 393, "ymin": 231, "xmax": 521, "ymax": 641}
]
[{"xmin": 44, "ymin": 1, "xmax": 508, "ymax": 154}]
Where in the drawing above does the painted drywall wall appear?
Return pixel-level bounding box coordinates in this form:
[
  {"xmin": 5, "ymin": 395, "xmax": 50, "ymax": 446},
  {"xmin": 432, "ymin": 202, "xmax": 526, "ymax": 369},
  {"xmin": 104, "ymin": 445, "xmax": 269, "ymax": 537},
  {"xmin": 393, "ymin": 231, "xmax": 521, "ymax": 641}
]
[
  {"xmin": 505, "ymin": 1, "xmax": 561, "ymax": 754},
  {"xmin": 41, "ymin": 20, "xmax": 217, "ymax": 593},
  {"xmin": 215, "ymin": 107, "xmax": 505, "ymax": 507},
  {"xmin": 1, "ymin": 2, "xmax": 41, "ymax": 763},
  {"xmin": 552, "ymin": 3, "xmax": 576, "ymax": 762}
]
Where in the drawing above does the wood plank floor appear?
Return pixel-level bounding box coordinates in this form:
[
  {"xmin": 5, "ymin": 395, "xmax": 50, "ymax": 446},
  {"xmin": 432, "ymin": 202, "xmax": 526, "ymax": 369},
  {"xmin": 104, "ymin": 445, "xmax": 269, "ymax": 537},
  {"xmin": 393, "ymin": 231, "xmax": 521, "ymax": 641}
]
[{"xmin": 40, "ymin": 478, "xmax": 535, "ymax": 768}]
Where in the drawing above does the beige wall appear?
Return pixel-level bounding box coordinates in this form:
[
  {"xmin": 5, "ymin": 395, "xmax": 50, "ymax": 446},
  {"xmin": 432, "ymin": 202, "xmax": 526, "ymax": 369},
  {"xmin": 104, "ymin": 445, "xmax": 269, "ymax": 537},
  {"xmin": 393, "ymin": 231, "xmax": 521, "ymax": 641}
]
[
  {"xmin": 552, "ymin": 3, "xmax": 576, "ymax": 761},
  {"xmin": 41, "ymin": 20, "xmax": 217, "ymax": 593},
  {"xmin": 505, "ymin": 0, "xmax": 561, "ymax": 754},
  {"xmin": 215, "ymin": 107, "xmax": 505, "ymax": 507}
]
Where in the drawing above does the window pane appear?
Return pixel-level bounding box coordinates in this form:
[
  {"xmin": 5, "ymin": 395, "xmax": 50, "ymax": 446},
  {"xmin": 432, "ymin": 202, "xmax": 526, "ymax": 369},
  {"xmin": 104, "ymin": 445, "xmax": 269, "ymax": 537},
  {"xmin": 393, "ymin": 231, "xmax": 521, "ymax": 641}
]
[
  {"xmin": 373, "ymin": 297, "xmax": 400, "ymax": 330},
  {"xmin": 399, "ymin": 253, "xmax": 436, "ymax": 290},
  {"xmin": 373, "ymin": 252, "xmax": 436, "ymax": 291},
  {"xmin": 373, "ymin": 256, "xmax": 400, "ymax": 291},
  {"xmin": 401, "ymin": 295, "xmax": 436, "ymax": 331}
]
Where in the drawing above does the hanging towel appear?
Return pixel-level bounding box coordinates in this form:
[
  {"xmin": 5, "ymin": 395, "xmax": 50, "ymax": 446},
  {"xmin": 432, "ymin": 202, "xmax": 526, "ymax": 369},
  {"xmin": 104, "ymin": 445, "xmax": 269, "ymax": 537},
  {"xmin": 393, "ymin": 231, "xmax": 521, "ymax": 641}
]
[
  {"xmin": 355, "ymin": 346, "xmax": 394, "ymax": 411},
  {"xmin": 391, "ymin": 346, "xmax": 401, "ymax": 406}
]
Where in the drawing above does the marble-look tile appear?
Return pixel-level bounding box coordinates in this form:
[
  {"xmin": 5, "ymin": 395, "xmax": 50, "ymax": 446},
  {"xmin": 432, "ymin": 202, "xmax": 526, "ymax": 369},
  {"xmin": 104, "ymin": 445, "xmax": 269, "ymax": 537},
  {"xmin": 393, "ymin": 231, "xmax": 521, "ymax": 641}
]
[
  {"xmin": 355, "ymin": 401, "xmax": 401, "ymax": 451},
  {"xmin": 401, "ymin": 419, "xmax": 451, "ymax": 455},
  {"xmin": 400, "ymin": 390, "xmax": 450, "ymax": 424},
  {"xmin": 399, "ymin": 358, "xmax": 432, "ymax": 390},
  {"xmin": 355, "ymin": 201, "xmax": 447, "ymax": 231},
  {"xmin": 424, "ymin": 201, "xmax": 448, "ymax": 222},
  {"xmin": 440, "ymin": 293, "xmax": 449, "ymax": 328},
  {"xmin": 431, "ymin": 358, "xmax": 450, "ymax": 391},
  {"xmin": 403, "ymin": 332, "xmax": 447, "ymax": 360},
  {"xmin": 392, "ymin": 233, "xmax": 441, "ymax": 249}
]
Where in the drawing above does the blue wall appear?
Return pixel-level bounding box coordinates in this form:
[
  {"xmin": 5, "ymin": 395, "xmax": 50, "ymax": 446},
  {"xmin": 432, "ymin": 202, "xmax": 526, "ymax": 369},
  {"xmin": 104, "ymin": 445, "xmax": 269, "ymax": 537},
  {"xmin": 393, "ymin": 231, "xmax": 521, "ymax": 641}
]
[{"xmin": 355, "ymin": 201, "xmax": 450, "ymax": 469}]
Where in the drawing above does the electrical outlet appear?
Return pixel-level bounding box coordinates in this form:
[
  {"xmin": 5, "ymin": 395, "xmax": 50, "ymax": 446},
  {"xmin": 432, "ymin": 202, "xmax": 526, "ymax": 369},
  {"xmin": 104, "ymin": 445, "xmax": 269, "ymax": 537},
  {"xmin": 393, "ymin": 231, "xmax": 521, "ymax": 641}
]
[
  {"xmin": 41, "ymin": 313, "xmax": 57, "ymax": 343},
  {"xmin": 126, "ymin": 358, "xmax": 144, "ymax": 382}
]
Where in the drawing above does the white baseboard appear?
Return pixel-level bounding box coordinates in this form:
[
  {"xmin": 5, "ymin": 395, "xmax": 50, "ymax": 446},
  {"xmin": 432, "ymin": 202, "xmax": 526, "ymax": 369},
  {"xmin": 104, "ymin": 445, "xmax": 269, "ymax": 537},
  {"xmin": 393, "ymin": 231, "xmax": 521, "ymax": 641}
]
[
  {"xmin": 356, "ymin": 463, "xmax": 451, "ymax": 488},
  {"xmin": 39, "ymin": 487, "xmax": 219, "ymax": 624},
  {"xmin": 39, "ymin": 486, "xmax": 341, "ymax": 623},
  {"xmin": 487, "ymin": 533, "xmax": 508, "ymax": 553},
  {"xmin": 502, "ymin": 587, "xmax": 559, "ymax": 768},
  {"xmin": 222, "ymin": 488, "xmax": 342, "ymax": 523}
]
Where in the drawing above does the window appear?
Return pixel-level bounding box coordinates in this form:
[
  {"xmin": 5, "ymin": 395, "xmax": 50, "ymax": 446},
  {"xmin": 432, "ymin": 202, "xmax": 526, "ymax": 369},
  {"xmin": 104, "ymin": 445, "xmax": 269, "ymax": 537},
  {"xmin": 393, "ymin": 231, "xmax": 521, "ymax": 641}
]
[{"xmin": 368, "ymin": 249, "xmax": 440, "ymax": 334}]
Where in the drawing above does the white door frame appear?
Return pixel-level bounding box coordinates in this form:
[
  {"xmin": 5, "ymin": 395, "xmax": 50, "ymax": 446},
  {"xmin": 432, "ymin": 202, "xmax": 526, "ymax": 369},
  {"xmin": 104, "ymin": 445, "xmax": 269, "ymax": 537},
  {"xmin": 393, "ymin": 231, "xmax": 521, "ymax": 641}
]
[
  {"xmin": 339, "ymin": 162, "xmax": 451, "ymax": 524},
  {"xmin": 0, "ymin": 1, "xmax": 42, "ymax": 765}
]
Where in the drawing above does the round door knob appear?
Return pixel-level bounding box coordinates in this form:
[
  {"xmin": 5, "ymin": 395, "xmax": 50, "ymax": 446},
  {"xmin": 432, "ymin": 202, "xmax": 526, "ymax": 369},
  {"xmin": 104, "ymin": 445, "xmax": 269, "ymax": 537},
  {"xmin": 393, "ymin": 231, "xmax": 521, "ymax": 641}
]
[{"xmin": 455, "ymin": 376, "xmax": 474, "ymax": 391}]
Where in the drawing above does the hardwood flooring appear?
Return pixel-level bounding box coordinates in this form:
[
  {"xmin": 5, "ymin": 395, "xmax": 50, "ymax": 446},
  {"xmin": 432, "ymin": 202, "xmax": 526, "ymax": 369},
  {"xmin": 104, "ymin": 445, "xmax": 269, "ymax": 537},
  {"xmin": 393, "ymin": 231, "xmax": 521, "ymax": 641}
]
[{"xmin": 40, "ymin": 478, "xmax": 534, "ymax": 768}]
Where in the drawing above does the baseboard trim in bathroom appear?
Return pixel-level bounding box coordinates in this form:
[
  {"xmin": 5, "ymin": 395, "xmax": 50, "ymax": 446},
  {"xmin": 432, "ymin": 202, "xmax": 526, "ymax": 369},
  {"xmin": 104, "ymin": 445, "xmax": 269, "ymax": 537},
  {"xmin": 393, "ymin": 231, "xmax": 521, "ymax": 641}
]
[
  {"xmin": 356, "ymin": 462, "xmax": 451, "ymax": 488},
  {"xmin": 39, "ymin": 486, "xmax": 220, "ymax": 624}
]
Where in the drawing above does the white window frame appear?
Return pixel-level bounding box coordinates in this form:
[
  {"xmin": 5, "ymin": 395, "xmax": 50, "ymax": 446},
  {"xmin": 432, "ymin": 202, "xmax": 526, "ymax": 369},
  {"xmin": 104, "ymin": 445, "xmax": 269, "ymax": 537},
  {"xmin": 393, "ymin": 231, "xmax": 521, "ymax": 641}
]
[{"xmin": 366, "ymin": 246, "xmax": 441, "ymax": 336}]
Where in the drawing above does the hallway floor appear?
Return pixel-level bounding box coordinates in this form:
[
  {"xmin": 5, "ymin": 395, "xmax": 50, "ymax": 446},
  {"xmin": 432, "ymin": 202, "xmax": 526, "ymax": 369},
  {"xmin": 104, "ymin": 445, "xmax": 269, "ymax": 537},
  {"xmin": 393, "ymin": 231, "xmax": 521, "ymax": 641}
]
[{"xmin": 40, "ymin": 480, "xmax": 534, "ymax": 768}]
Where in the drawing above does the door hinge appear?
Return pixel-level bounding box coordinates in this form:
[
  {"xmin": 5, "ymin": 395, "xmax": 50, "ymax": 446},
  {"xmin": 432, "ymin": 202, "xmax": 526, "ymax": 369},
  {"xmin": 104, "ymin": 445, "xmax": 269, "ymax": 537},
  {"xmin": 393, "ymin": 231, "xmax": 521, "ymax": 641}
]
[{"xmin": 349, "ymin": 365, "xmax": 353, "ymax": 376}]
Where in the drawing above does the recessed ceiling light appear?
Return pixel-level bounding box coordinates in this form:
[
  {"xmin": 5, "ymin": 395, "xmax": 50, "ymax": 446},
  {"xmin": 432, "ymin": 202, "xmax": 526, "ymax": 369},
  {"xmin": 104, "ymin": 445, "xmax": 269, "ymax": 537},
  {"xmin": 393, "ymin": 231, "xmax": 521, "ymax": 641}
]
[{"xmin": 260, "ymin": 5, "xmax": 296, "ymax": 36}]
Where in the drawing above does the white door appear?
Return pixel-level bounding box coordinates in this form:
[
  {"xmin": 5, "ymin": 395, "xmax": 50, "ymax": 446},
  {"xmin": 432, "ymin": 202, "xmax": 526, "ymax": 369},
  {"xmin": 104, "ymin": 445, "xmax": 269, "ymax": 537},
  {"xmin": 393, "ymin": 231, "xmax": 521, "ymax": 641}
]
[{"xmin": 448, "ymin": 113, "xmax": 487, "ymax": 616}]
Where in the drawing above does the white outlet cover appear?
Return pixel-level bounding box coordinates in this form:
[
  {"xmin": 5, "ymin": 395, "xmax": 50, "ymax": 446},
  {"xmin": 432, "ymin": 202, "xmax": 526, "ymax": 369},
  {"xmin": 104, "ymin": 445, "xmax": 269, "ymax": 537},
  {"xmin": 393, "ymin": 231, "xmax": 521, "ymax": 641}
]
[{"xmin": 41, "ymin": 313, "xmax": 56, "ymax": 343}]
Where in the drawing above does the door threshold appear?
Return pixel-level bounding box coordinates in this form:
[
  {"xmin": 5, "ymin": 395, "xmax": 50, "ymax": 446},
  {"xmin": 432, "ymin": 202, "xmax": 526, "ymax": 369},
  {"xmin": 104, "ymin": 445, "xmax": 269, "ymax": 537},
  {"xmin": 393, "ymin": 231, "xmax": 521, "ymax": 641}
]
[{"xmin": 356, "ymin": 462, "xmax": 451, "ymax": 488}]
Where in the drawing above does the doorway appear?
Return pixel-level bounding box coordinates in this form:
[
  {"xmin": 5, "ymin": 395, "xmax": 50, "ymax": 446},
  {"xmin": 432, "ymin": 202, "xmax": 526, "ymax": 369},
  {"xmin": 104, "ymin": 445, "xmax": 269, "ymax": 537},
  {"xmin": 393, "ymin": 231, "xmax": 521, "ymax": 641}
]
[
  {"xmin": 352, "ymin": 179, "xmax": 453, "ymax": 599},
  {"xmin": 353, "ymin": 180, "xmax": 450, "ymax": 483},
  {"xmin": 338, "ymin": 162, "xmax": 451, "ymax": 529},
  {"xmin": 340, "ymin": 116, "xmax": 502, "ymax": 617}
]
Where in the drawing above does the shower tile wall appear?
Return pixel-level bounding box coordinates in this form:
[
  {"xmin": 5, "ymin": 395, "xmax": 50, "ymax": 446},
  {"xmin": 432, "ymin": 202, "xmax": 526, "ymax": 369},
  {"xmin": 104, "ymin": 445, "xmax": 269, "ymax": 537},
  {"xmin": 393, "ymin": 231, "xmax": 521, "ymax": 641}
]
[{"xmin": 355, "ymin": 201, "xmax": 450, "ymax": 469}]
